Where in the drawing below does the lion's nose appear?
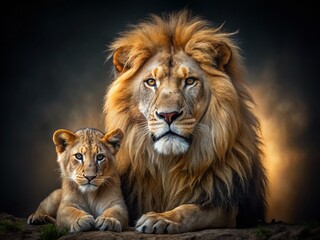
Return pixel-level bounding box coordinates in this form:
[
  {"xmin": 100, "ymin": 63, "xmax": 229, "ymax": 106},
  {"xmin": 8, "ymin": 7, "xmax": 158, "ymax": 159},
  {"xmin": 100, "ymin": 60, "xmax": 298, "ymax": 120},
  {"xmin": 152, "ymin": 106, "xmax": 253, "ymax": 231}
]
[
  {"xmin": 84, "ymin": 175, "xmax": 96, "ymax": 182},
  {"xmin": 156, "ymin": 111, "xmax": 183, "ymax": 124}
]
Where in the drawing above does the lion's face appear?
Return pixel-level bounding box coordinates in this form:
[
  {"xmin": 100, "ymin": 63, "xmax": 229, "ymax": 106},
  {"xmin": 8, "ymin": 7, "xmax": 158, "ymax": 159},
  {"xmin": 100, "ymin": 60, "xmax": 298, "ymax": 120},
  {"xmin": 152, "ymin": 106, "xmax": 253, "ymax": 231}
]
[
  {"xmin": 106, "ymin": 13, "xmax": 239, "ymax": 159},
  {"xmin": 53, "ymin": 128, "xmax": 123, "ymax": 192},
  {"xmin": 133, "ymin": 51, "xmax": 211, "ymax": 155}
]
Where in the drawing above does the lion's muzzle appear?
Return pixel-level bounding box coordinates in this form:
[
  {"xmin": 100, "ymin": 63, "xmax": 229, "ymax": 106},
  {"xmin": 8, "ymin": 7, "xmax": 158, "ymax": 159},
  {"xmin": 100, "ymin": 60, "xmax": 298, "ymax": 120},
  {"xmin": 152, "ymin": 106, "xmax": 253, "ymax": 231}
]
[{"xmin": 148, "ymin": 108, "xmax": 196, "ymax": 155}]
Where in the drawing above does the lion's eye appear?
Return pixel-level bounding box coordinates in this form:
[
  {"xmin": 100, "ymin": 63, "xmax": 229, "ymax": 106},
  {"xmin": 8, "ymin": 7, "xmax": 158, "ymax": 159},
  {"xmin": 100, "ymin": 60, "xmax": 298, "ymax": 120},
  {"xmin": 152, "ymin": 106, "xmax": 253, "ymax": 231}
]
[
  {"xmin": 96, "ymin": 154, "xmax": 105, "ymax": 162},
  {"xmin": 75, "ymin": 153, "xmax": 83, "ymax": 160},
  {"xmin": 185, "ymin": 77, "xmax": 196, "ymax": 86},
  {"xmin": 144, "ymin": 78, "xmax": 157, "ymax": 87}
]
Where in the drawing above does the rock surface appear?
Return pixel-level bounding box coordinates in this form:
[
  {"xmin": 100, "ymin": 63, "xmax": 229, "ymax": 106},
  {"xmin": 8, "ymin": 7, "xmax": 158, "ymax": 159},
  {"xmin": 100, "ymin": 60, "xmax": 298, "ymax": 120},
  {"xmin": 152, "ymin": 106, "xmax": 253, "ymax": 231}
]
[{"xmin": 1, "ymin": 212, "xmax": 319, "ymax": 240}]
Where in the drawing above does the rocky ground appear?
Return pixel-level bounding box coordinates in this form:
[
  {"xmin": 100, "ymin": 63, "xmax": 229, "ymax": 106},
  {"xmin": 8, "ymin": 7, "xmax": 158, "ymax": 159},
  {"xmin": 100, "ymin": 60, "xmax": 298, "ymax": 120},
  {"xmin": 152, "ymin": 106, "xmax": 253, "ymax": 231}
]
[{"xmin": 0, "ymin": 212, "xmax": 319, "ymax": 240}]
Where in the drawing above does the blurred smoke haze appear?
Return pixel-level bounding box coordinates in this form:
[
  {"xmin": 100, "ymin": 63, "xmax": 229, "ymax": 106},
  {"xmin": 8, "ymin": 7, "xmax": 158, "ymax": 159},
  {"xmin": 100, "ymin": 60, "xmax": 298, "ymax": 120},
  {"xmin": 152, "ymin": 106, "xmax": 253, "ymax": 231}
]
[{"xmin": 251, "ymin": 65, "xmax": 309, "ymax": 222}]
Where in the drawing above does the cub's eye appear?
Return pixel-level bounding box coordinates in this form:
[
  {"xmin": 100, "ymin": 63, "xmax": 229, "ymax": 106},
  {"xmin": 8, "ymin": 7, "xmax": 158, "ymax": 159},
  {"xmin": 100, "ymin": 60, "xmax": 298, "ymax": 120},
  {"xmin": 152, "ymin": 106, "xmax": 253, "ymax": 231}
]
[
  {"xmin": 75, "ymin": 153, "xmax": 83, "ymax": 160},
  {"xmin": 185, "ymin": 77, "xmax": 196, "ymax": 86},
  {"xmin": 96, "ymin": 154, "xmax": 105, "ymax": 162},
  {"xmin": 144, "ymin": 78, "xmax": 157, "ymax": 87}
]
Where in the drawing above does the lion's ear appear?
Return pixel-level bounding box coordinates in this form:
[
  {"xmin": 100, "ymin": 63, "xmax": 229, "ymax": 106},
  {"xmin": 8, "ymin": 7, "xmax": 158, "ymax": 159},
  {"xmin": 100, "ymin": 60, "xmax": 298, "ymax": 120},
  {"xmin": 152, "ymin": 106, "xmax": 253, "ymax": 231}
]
[
  {"xmin": 213, "ymin": 42, "xmax": 232, "ymax": 71},
  {"xmin": 53, "ymin": 129, "xmax": 76, "ymax": 154},
  {"xmin": 113, "ymin": 47, "xmax": 130, "ymax": 73},
  {"xmin": 101, "ymin": 128, "xmax": 124, "ymax": 155}
]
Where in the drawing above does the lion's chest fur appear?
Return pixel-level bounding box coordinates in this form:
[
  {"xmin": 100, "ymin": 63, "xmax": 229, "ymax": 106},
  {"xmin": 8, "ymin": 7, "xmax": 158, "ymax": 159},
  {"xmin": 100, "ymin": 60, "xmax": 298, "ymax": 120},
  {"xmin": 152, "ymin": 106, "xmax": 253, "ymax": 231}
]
[{"xmin": 122, "ymin": 156, "xmax": 214, "ymax": 215}]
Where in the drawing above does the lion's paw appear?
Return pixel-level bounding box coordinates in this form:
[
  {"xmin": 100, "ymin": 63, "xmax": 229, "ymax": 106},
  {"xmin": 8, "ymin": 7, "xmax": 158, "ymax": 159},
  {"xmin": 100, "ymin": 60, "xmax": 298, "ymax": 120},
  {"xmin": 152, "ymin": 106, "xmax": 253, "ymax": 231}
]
[
  {"xmin": 95, "ymin": 216, "xmax": 122, "ymax": 232},
  {"xmin": 70, "ymin": 215, "xmax": 94, "ymax": 233},
  {"xmin": 136, "ymin": 212, "xmax": 181, "ymax": 234},
  {"xmin": 27, "ymin": 213, "xmax": 55, "ymax": 225}
]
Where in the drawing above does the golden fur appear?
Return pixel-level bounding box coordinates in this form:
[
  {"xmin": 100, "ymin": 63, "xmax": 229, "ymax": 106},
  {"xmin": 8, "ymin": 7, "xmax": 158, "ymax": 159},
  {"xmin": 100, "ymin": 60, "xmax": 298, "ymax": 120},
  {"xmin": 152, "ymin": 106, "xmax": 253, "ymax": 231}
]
[
  {"xmin": 104, "ymin": 11, "xmax": 267, "ymax": 233},
  {"xmin": 27, "ymin": 128, "xmax": 128, "ymax": 232}
]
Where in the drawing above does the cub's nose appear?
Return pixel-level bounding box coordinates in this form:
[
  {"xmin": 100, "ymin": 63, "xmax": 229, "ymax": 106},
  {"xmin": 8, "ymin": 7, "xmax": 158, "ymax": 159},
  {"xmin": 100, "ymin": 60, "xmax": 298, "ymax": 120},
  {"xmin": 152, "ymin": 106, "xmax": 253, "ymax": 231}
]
[
  {"xmin": 156, "ymin": 111, "xmax": 183, "ymax": 125},
  {"xmin": 84, "ymin": 175, "xmax": 96, "ymax": 182}
]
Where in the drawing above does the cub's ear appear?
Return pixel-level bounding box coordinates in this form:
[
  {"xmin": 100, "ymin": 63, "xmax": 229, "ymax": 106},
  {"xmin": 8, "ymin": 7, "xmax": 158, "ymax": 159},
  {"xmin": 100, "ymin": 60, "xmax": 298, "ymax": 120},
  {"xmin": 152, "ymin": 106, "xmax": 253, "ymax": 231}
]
[
  {"xmin": 213, "ymin": 42, "xmax": 232, "ymax": 71},
  {"xmin": 53, "ymin": 129, "xmax": 76, "ymax": 154},
  {"xmin": 101, "ymin": 128, "xmax": 124, "ymax": 155},
  {"xmin": 113, "ymin": 47, "xmax": 130, "ymax": 73}
]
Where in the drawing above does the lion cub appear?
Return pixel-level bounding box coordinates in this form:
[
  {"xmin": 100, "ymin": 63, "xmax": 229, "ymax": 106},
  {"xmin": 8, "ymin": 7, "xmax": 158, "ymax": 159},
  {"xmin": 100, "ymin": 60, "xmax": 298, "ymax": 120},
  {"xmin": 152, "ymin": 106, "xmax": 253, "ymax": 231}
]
[{"xmin": 28, "ymin": 128, "xmax": 128, "ymax": 232}]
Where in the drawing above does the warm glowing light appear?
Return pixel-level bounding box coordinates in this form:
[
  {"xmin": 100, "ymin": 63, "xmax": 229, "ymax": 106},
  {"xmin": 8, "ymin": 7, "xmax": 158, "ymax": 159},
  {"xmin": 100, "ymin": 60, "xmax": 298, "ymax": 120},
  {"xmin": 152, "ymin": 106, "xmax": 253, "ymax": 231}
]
[{"xmin": 252, "ymin": 74, "xmax": 307, "ymax": 223}]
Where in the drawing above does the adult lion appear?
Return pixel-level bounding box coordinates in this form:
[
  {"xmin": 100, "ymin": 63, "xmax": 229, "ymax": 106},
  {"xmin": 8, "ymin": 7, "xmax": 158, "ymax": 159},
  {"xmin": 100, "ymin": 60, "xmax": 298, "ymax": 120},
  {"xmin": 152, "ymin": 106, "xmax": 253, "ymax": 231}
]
[{"xmin": 104, "ymin": 11, "xmax": 267, "ymax": 234}]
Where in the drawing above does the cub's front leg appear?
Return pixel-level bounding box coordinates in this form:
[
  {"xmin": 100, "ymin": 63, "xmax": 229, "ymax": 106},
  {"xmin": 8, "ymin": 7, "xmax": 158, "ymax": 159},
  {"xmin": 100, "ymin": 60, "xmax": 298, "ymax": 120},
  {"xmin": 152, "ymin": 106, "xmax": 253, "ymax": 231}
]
[
  {"xmin": 27, "ymin": 189, "xmax": 61, "ymax": 225},
  {"xmin": 136, "ymin": 204, "xmax": 237, "ymax": 234},
  {"xmin": 95, "ymin": 204, "xmax": 128, "ymax": 232},
  {"xmin": 57, "ymin": 204, "xmax": 94, "ymax": 233}
]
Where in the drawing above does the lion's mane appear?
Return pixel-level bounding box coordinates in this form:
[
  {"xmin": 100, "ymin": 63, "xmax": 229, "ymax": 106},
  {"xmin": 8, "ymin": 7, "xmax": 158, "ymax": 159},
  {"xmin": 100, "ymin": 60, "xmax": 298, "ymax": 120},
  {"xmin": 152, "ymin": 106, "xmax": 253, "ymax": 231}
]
[{"xmin": 104, "ymin": 11, "xmax": 267, "ymax": 227}]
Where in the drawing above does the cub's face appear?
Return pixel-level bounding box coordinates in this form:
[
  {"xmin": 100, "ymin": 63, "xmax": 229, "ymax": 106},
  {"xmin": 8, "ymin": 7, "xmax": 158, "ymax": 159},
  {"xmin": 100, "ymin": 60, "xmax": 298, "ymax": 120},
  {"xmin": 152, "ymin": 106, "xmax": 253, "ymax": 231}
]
[
  {"xmin": 133, "ymin": 51, "xmax": 211, "ymax": 155},
  {"xmin": 53, "ymin": 128, "xmax": 123, "ymax": 192}
]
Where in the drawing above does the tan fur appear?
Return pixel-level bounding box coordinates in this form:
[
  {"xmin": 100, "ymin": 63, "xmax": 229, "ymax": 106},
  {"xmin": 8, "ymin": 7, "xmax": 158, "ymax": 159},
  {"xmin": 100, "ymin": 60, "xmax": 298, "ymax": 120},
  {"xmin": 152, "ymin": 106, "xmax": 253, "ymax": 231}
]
[
  {"xmin": 104, "ymin": 11, "xmax": 267, "ymax": 233},
  {"xmin": 27, "ymin": 128, "xmax": 128, "ymax": 233}
]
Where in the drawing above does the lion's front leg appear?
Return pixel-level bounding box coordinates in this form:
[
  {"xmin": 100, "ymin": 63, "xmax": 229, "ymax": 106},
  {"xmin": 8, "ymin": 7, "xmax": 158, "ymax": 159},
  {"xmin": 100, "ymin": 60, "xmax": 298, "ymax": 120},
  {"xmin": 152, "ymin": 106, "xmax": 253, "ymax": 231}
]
[{"xmin": 135, "ymin": 204, "xmax": 237, "ymax": 234}]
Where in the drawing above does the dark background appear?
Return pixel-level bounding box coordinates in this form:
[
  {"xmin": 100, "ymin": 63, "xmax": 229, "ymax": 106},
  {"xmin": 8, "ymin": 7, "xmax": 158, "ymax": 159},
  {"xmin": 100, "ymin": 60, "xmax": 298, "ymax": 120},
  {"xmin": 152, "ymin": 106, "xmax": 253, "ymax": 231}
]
[{"xmin": 2, "ymin": 0, "xmax": 319, "ymax": 224}]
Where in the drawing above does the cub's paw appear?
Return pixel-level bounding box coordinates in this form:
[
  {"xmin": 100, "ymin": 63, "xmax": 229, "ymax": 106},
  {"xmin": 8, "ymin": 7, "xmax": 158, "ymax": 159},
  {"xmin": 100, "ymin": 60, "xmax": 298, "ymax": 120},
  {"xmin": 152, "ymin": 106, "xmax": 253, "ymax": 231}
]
[
  {"xmin": 136, "ymin": 212, "xmax": 181, "ymax": 234},
  {"xmin": 95, "ymin": 216, "xmax": 122, "ymax": 232},
  {"xmin": 70, "ymin": 215, "xmax": 94, "ymax": 233},
  {"xmin": 27, "ymin": 213, "xmax": 55, "ymax": 225}
]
